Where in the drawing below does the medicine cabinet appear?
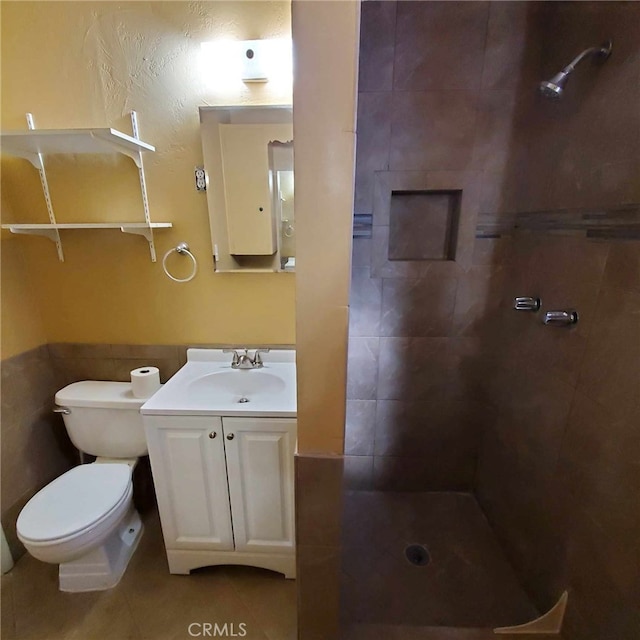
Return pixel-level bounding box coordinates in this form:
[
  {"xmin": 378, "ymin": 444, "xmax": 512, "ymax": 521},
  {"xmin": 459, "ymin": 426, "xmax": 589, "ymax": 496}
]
[{"xmin": 199, "ymin": 106, "xmax": 295, "ymax": 272}]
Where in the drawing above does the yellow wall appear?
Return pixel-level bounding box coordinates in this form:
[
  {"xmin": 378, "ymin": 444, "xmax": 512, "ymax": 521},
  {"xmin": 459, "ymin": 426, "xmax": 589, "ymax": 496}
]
[
  {"xmin": 1, "ymin": 236, "xmax": 48, "ymax": 359},
  {"xmin": 1, "ymin": 1, "xmax": 295, "ymax": 351}
]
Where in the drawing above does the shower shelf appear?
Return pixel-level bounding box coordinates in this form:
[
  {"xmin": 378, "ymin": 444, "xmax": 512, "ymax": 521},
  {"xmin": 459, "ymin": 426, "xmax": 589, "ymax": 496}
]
[{"xmin": 0, "ymin": 112, "xmax": 171, "ymax": 262}]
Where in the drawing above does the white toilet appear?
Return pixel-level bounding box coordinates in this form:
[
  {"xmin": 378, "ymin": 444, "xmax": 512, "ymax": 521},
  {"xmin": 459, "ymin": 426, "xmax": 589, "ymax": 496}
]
[{"xmin": 17, "ymin": 381, "xmax": 148, "ymax": 592}]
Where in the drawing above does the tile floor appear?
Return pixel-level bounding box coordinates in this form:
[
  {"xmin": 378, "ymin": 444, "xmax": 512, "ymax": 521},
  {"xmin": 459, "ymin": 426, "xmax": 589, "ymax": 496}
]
[
  {"xmin": 339, "ymin": 491, "xmax": 538, "ymax": 629},
  {"xmin": 1, "ymin": 509, "xmax": 297, "ymax": 640}
]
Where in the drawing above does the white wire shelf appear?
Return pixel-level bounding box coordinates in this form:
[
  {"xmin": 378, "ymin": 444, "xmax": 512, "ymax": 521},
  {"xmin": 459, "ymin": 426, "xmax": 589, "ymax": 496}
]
[
  {"xmin": 1, "ymin": 113, "xmax": 166, "ymax": 261},
  {"xmin": 2, "ymin": 222, "xmax": 172, "ymax": 244},
  {"xmin": 0, "ymin": 128, "xmax": 155, "ymax": 168}
]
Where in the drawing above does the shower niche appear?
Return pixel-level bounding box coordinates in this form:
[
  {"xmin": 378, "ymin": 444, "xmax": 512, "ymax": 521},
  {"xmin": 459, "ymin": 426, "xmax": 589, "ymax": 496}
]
[
  {"xmin": 388, "ymin": 190, "xmax": 461, "ymax": 262},
  {"xmin": 370, "ymin": 172, "xmax": 477, "ymax": 278}
]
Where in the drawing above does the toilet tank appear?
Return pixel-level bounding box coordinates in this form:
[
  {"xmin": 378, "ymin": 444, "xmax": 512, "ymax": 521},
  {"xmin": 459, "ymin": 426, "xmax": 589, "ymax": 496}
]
[{"xmin": 55, "ymin": 381, "xmax": 149, "ymax": 458}]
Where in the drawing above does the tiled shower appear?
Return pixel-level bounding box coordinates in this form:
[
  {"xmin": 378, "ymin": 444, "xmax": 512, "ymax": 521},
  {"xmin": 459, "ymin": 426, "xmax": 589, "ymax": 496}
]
[{"xmin": 341, "ymin": 2, "xmax": 639, "ymax": 638}]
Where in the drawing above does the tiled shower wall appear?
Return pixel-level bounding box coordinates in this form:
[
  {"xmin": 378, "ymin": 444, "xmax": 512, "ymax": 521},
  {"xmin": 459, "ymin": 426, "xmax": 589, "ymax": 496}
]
[
  {"xmin": 474, "ymin": 3, "xmax": 640, "ymax": 638},
  {"xmin": 346, "ymin": 1, "xmax": 541, "ymax": 491},
  {"xmin": 348, "ymin": 1, "xmax": 640, "ymax": 639}
]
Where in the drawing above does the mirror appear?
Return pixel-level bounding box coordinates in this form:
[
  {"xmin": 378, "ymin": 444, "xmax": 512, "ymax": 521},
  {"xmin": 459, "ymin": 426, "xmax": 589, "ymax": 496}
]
[{"xmin": 199, "ymin": 106, "xmax": 294, "ymax": 272}]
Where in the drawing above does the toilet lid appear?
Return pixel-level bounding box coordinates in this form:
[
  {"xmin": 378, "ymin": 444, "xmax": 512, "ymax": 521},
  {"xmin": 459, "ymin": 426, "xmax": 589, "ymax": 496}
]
[{"xmin": 17, "ymin": 464, "xmax": 131, "ymax": 543}]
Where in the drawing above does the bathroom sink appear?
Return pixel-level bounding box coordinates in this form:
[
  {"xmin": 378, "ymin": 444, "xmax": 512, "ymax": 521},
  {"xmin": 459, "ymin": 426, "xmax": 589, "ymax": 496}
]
[
  {"xmin": 187, "ymin": 370, "xmax": 286, "ymax": 401},
  {"xmin": 140, "ymin": 349, "xmax": 296, "ymax": 417}
]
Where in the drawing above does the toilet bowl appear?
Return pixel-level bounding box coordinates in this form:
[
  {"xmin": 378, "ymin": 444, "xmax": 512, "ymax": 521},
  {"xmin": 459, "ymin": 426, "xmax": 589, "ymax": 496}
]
[
  {"xmin": 17, "ymin": 462, "xmax": 143, "ymax": 591},
  {"xmin": 16, "ymin": 381, "xmax": 151, "ymax": 592}
]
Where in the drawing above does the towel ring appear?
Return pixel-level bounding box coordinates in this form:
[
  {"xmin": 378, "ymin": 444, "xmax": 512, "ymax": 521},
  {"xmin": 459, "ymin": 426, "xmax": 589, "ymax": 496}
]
[{"xmin": 162, "ymin": 243, "xmax": 198, "ymax": 283}]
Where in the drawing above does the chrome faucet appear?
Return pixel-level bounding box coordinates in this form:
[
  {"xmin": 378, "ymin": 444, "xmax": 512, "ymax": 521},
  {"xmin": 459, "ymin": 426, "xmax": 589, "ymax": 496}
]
[{"xmin": 222, "ymin": 348, "xmax": 270, "ymax": 369}]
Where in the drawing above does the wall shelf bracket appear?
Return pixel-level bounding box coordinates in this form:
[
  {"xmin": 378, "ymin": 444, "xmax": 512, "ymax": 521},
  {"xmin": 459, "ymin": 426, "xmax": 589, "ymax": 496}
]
[
  {"xmin": 4, "ymin": 225, "xmax": 61, "ymax": 243},
  {"xmin": 1, "ymin": 112, "xmax": 165, "ymax": 262}
]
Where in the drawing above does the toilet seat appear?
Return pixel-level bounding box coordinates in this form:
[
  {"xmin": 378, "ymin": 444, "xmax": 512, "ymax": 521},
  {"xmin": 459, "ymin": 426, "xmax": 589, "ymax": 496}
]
[{"xmin": 17, "ymin": 463, "xmax": 132, "ymax": 544}]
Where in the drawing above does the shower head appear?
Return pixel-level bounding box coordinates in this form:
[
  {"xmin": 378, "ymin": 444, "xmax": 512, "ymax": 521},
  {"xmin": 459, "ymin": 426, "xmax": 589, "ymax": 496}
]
[
  {"xmin": 539, "ymin": 71, "xmax": 571, "ymax": 99},
  {"xmin": 539, "ymin": 39, "xmax": 612, "ymax": 100}
]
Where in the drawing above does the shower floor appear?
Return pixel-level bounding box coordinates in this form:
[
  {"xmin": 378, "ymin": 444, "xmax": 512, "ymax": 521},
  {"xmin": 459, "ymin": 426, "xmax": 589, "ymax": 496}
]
[{"xmin": 339, "ymin": 491, "xmax": 538, "ymax": 631}]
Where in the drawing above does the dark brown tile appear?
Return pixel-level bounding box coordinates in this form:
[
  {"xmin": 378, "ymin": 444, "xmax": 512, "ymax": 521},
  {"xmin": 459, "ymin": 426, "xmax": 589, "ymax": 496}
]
[
  {"xmin": 341, "ymin": 624, "xmax": 546, "ymax": 640},
  {"xmin": 349, "ymin": 268, "xmax": 382, "ymax": 338},
  {"xmin": 478, "ymin": 170, "xmax": 520, "ymax": 215},
  {"xmin": 109, "ymin": 344, "xmax": 180, "ymax": 360},
  {"xmin": 602, "ymin": 241, "xmax": 640, "ymax": 294},
  {"xmin": 343, "ymin": 455, "xmax": 374, "ymax": 491},
  {"xmin": 345, "ymin": 400, "xmax": 376, "ymax": 456},
  {"xmin": 1, "ymin": 574, "xmax": 16, "ymax": 639},
  {"xmin": 523, "ymin": 236, "xmax": 610, "ymax": 337},
  {"xmin": 355, "ymin": 92, "xmax": 393, "ymax": 215},
  {"xmin": 472, "ymin": 236, "xmax": 514, "ymax": 266},
  {"xmin": 452, "ymin": 266, "xmax": 505, "ymax": 337},
  {"xmin": 298, "ymin": 545, "xmax": 342, "ymax": 639},
  {"xmin": 346, "ymin": 338, "xmax": 380, "ymax": 400},
  {"xmin": 340, "ymin": 492, "xmax": 537, "ymax": 626},
  {"xmin": 376, "ymin": 337, "xmax": 449, "ymax": 401},
  {"xmin": 352, "ymin": 238, "xmax": 372, "ymax": 269},
  {"xmin": 63, "ymin": 588, "xmax": 142, "ymax": 639},
  {"xmin": 371, "ymin": 226, "xmax": 423, "ymax": 279},
  {"xmin": 223, "ymin": 565, "xmax": 297, "ymax": 640},
  {"xmin": 564, "ymin": 521, "xmax": 640, "ymax": 640},
  {"xmin": 295, "ymin": 455, "xmax": 343, "ymax": 547},
  {"xmin": 358, "ymin": 0, "xmax": 396, "ymax": 92},
  {"xmin": 10, "ymin": 552, "xmax": 101, "ymax": 640},
  {"xmin": 1, "ymin": 490, "xmax": 32, "ymax": 562},
  {"xmin": 372, "ymin": 171, "xmax": 431, "ymax": 228},
  {"xmin": 558, "ymin": 392, "xmax": 640, "ymax": 600},
  {"xmin": 388, "ymin": 192, "xmax": 458, "ymax": 261},
  {"xmin": 52, "ymin": 357, "xmax": 118, "ymax": 385},
  {"xmin": 492, "ymin": 367, "xmax": 574, "ymax": 474},
  {"xmin": 578, "ymin": 285, "xmax": 640, "ymax": 418},
  {"xmin": 48, "ymin": 343, "xmax": 113, "ymax": 359},
  {"xmin": 176, "ymin": 346, "xmax": 188, "ymax": 368},
  {"xmin": 393, "ymin": 1, "xmax": 489, "ymax": 91},
  {"xmin": 471, "ymin": 90, "xmax": 518, "ymax": 174},
  {"xmin": 482, "ymin": 2, "xmax": 539, "ymax": 91},
  {"xmin": 371, "ymin": 172, "xmax": 478, "ymax": 276},
  {"xmin": 372, "ymin": 453, "xmax": 473, "ymax": 492},
  {"xmin": 373, "ymin": 398, "xmax": 480, "ymax": 458},
  {"xmin": 390, "ymin": 91, "xmax": 479, "ymax": 172},
  {"xmin": 4, "ymin": 508, "xmax": 291, "ymax": 640},
  {"xmin": 1, "ymin": 407, "xmax": 75, "ymax": 514},
  {"xmin": 1, "ymin": 346, "xmax": 60, "ymax": 426},
  {"xmin": 381, "ymin": 275, "xmax": 457, "ymax": 338},
  {"xmin": 120, "ymin": 515, "xmax": 268, "ymax": 640}
]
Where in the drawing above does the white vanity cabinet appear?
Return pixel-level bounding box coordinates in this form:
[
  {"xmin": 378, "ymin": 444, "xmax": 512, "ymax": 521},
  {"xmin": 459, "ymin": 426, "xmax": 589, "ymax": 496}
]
[{"xmin": 144, "ymin": 415, "xmax": 296, "ymax": 578}]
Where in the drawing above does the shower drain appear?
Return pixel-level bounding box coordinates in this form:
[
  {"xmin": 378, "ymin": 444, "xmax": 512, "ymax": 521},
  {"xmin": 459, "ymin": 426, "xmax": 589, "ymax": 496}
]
[{"xmin": 404, "ymin": 544, "xmax": 431, "ymax": 566}]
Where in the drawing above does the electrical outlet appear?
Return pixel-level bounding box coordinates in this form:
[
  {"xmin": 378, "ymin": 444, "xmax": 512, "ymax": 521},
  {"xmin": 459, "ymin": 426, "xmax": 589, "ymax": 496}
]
[{"xmin": 195, "ymin": 166, "xmax": 207, "ymax": 192}]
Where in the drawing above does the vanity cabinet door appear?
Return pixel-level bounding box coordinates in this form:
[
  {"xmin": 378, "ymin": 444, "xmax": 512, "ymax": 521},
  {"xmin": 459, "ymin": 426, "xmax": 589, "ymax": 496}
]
[
  {"xmin": 144, "ymin": 416, "xmax": 234, "ymax": 551},
  {"xmin": 222, "ymin": 418, "xmax": 296, "ymax": 554}
]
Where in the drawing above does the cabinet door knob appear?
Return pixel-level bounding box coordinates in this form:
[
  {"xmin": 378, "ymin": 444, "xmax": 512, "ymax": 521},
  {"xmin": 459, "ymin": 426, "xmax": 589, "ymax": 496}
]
[
  {"xmin": 209, "ymin": 431, "xmax": 217, "ymax": 439},
  {"xmin": 226, "ymin": 433, "xmax": 235, "ymax": 440}
]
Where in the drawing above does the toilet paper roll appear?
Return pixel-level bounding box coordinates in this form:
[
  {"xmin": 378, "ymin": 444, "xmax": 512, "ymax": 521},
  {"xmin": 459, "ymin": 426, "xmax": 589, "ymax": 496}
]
[{"xmin": 130, "ymin": 366, "xmax": 161, "ymax": 399}]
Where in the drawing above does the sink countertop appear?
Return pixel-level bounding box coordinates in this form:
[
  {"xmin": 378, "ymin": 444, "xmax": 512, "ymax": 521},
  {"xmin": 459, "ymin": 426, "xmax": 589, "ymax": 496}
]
[{"xmin": 141, "ymin": 349, "xmax": 297, "ymax": 417}]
